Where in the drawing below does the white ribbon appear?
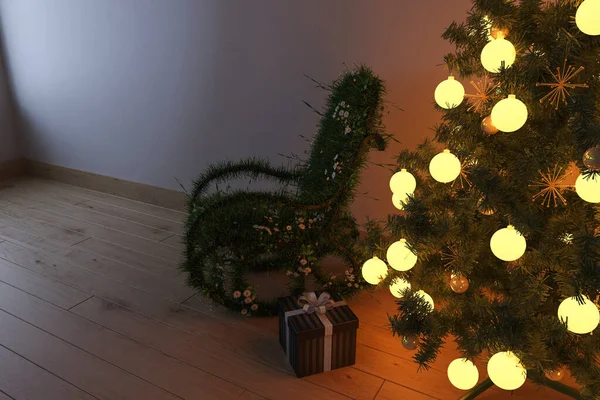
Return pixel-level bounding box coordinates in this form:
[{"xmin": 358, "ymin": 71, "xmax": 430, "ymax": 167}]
[{"xmin": 284, "ymin": 292, "xmax": 346, "ymax": 372}]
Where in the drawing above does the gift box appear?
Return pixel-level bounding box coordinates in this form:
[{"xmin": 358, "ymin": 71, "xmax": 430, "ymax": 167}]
[{"xmin": 278, "ymin": 292, "xmax": 359, "ymax": 377}]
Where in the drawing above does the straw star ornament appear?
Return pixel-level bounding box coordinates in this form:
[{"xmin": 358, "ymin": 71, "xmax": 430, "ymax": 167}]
[
  {"xmin": 530, "ymin": 166, "xmax": 571, "ymax": 207},
  {"xmin": 452, "ymin": 159, "xmax": 475, "ymax": 190},
  {"xmin": 441, "ymin": 245, "xmax": 460, "ymax": 269},
  {"xmin": 465, "ymin": 77, "xmax": 498, "ymax": 113},
  {"xmin": 536, "ymin": 60, "xmax": 589, "ymax": 109}
]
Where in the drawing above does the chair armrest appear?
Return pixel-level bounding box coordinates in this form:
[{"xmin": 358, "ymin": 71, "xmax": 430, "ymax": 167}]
[{"xmin": 188, "ymin": 157, "xmax": 301, "ymax": 203}]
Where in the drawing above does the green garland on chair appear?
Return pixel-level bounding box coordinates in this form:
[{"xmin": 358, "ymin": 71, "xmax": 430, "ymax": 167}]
[{"xmin": 183, "ymin": 66, "xmax": 391, "ymax": 316}]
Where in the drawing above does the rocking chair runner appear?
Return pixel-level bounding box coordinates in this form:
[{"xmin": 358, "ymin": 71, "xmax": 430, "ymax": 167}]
[{"xmin": 183, "ymin": 66, "xmax": 389, "ymax": 315}]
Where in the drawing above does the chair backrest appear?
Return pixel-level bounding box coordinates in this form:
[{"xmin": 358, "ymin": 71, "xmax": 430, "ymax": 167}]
[{"xmin": 296, "ymin": 66, "xmax": 387, "ymax": 210}]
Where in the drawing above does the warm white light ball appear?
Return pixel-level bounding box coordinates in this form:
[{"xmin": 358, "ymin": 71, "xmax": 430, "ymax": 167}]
[
  {"xmin": 392, "ymin": 192, "xmax": 410, "ymax": 210},
  {"xmin": 558, "ymin": 296, "xmax": 600, "ymax": 334},
  {"xmin": 487, "ymin": 351, "xmax": 527, "ymax": 391},
  {"xmin": 415, "ymin": 290, "xmax": 434, "ymax": 311},
  {"xmin": 390, "ymin": 169, "xmax": 417, "ymax": 195},
  {"xmin": 386, "ymin": 239, "xmax": 418, "ymax": 272},
  {"xmin": 448, "ymin": 358, "xmax": 479, "ymax": 390},
  {"xmin": 389, "ymin": 278, "xmax": 411, "ymax": 299},
  {"xmin": 575, "ymin": 173, "xmax": 600, "ymax": 203},
  {"xmin": 481, "ymin": 37, "xmax": 516, "ymax": 73},
  {"xmin": 490, "ymin": 225, "xmax": 527, "ymax": 262},
  {"xmin": 434, "ymin": 77, "xmax": 465, "ymax": 109},
  {"xmin": 429, "ymin": 150, "xmax": 461, "ymax": 183},
  {"xmin": 491, "ymin": 95, "xmax": 528, "ymax": 133},
  {"xmin": 576, "ymin": 0, "xmax": 600, "ymax": 36},
  {"xmin": 361, "ymin": 256, "xmax": 388, "ymax": 285}
]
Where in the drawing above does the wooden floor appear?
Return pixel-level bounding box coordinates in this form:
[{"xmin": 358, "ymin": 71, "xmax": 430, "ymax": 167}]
[{"xmin": 0, "ymin": 177, "xmax": 576, "ymax": 400}]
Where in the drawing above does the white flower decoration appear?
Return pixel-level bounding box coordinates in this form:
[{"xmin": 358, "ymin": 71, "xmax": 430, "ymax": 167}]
[{"xmin": 343, "ymin": 111, "xmax": 349, "ymax": 118}]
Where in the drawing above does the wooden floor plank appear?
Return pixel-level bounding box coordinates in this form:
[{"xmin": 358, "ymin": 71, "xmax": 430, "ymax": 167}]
[
  {"xmin": 0, "ymin": 281, "xmax": 244, "ymax": 400},
  {"xmin": 77, "ymin": 199, "xmax": 183, "ymax": 235},
  {"xmin": 375, "ymin": 381, "xmax": 437, "ymax": 400},
  {"xmin": 1, "ymin": 186, "xmax": 173, "ymax": 242},
  {"xmin": 237, "ymin": 391, "xmax": 266, "ymax": 400},
  {"xmin": 2, "ymin": 199, "xmax": 180, "ymax": 262},
  {"xmin": 161, "ymin": 233, "xmax": 184, "ymax": 252},
  {"xmin": 0, "ymin": 345, "xmax": 96, "ymax": 400},
  {"xmin": 0, "ymin": 223, "xmax": 193, "ymax": 302},
  {"xmin": 0, "ymin": 180, "xmax": 83, "ymax": 206},
  {"xmin": 72, "ymin": 237, "xmax": 179, "ymax": 278},
  {"xmin": 182, "ymin": 293, "xmax": 279, "ymax": 336},
  {"xmin": 181, "ymin": 294, "xmax": 391, "ymax": 400},
  {"xmin": 6, "ymin": 179, "xmax": 183, "ymax": 234},
  {"xmin": 306, "ymin": 368, "xmax": 384, "ymax": 400},
  {"xmin": 54, "ymin": 246, "xmax": 193, "ymax": 302},
  {"xmin": 0, "ymin": 179, "xmax": 578, "ymax": 399},
  {"xmin": 348, "ymin": 290, "xmax": 396, "ymax": 328},
  {"xmin": 0, "ymin": 207, "xmax": 88, "ymax": 246},
  {"xmin": 71, "ymin": 296, "xmax": 351, "ymax": 400},
  {"xmin": 0, "ymin": 309, "xmax": 179, "ymax": 400},
  {"xmin": 354, "ymin": 344, "xmax": 466, "ymax": 399},
  {"xmin": 0, "ymin": 200, "xmax": 181, "ymax": 276},
  {"xmin": 0, "ymin": 258, "xmax": 91, "ymax": 310},
  {"xmin": 23, "ymin": 178, "xmax": 186, "ymax": 223},
  {"xmin": 0, "ymin": 239, "xmax": 289, "ymax": 371},
  {"xmin": 355, "ymin": 322, "xmax": 461, "ymax": 373}
]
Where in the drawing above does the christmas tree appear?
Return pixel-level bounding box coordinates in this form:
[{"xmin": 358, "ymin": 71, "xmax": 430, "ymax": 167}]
[{"xmin": 360, "ymin": 0, "xmax": 600, "ymax": 398}]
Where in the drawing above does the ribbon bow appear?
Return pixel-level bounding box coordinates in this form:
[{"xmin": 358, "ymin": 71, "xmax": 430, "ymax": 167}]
[{"xmin": 297, "ymin": 292, "xmax": 335, "ymax": 315}]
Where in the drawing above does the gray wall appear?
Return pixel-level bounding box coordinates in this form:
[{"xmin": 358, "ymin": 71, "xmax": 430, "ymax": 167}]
[
  {"xmin": 0, "ymin": 0, "xmax": 470, "ymax": 221},
  {"xmin": 0, "ymin": 49, "xmax": 19, "ymax": 162}
]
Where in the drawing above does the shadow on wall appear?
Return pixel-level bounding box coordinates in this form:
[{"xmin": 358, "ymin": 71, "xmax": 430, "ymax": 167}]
[
  {"xmin": 0, "ymin": 45, "xmax": 20, "ymax": 162},
  {"xmin": 207, "ymin": 0, "xmax": 473, "ymax": 224}
]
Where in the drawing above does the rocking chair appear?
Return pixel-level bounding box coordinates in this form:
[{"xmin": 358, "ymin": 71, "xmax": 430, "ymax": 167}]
[{"xmin": 183, "ymin": 66, "xmax": 389, "ymax": 315}]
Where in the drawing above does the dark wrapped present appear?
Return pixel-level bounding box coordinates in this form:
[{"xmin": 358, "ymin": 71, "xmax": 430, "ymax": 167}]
[{"xmin": 278, "ymin": 292, "xmax": 359, "ymax": 377}]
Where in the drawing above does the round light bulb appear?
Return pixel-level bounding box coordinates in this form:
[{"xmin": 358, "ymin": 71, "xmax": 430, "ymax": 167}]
[
  {"xmin": 429, "ymin": 150, "xmax": 461, "ymax": 183},
  {"xmin": 481, "ymin": 37, "xmax": 516, "ymax": 73},
  {"xmin": 491, "ymin": 95, "xmax": 528, "ymax": 132},
  {"xmin": 389, "ymin": 169, "xmax": 417, "ymax": 195},
  {"xmin": 434, "ymin": 76, "xmax": 465, "ymax": 109},
  {"xmin": 389, "ymin": 278, "xmax": 411, "ymax": 298},
  {"xmin": 558, "ymin": 296, "xmax": 600, "ymax": 334},
  {"xmin": 386, "ymin": 239, "xmax": 418, "ymax": 271},
  {"xmin": 361, "ymin": 256, "xmax": 388, "ymax": 285},
  {"xmin": 487, "ymin": 351, "xmax": 527, "ymax": 391},
  {"xmin": 448, "ymin": 358, "xmax": 479, "ymax": 390},
  {"xmin": 575, "ymin": 173, "xmax": 600, "ymax": 203},
  {"xmin": 576, "ymin": 0, "xmax": 600, "ymax": 36},
  {"xmin": 415, "ymin": 290, "xmax": 434, "ymax": 311},
  {"xmin": 392, "ymin": 192, "xmax": 409, "ymax": 210},
  {"xmin": 490, "ymin": 225, "xmax": 527, "ymax": 262}
]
